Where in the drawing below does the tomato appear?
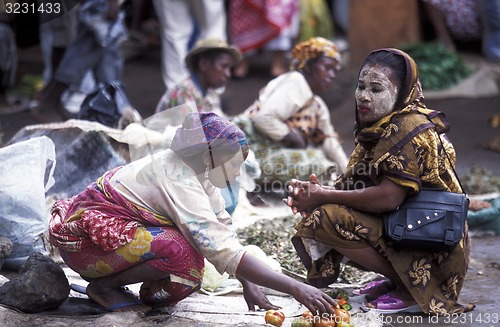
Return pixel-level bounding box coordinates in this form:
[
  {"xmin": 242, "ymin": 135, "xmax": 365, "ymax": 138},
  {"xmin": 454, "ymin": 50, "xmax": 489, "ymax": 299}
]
[
  {"xmin": 302, "ymin": 310, "xmax": 314, "ymax": 319},
  {"xmin": 291, "ymin": 316, "xmax": 314, "ymax": 327},
  {"xmin": 337, "ymin": 297, "xmax": 348, "ymax": 307},
  {"xmin": 265, "ymin": 310, "xmax": 285, "ymax": 327},
  {"xmin": 333, "ymin": 308, "xmax": 350, "ymax": 323},
  {"xmin": 314, "ymin": 317, "xmax": 336, "ymax": 327}
]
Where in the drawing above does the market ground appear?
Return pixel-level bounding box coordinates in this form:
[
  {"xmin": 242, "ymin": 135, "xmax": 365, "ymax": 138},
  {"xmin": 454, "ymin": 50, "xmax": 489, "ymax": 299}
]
[{"xmin": 0, "ymin": 45, "xmax": 499, "ymax": 326}]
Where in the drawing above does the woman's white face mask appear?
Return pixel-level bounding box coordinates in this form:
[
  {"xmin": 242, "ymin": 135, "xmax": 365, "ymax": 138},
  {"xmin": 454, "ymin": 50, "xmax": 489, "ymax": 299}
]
[
  {"xmin": 355, "ymin": 65, "xmax": 399, "ymax": 126},
  {"xmin": 207, "ymin": 149, "xmax": 245, "ymax": 188}
]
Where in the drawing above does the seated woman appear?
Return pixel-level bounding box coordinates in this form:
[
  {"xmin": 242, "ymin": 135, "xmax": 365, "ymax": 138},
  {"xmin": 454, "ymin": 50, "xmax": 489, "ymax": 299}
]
[
  {"xmin": 233, "ymin": 37, "xmax": 349, "ymax": 189},
  {"xmin": 154, "ymin": 37, "xmax": 240, "ymax": 120},
  {"xmin": 153, "ymin": 38, "xmax": 260, "ymax": 214},
  {"xmin": 49, "ymin": 112, "xmax": 337, "ymax": 314},
  {"xmin": 285, "ymin": 49, "xmax": 474, "ymax": 314}
]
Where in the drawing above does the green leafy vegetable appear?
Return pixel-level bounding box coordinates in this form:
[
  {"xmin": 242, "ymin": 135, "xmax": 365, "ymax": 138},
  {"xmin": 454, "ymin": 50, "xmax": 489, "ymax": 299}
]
[{"xmin": 400, "ymin": 43, "xmax": 473, "ymax": 90}]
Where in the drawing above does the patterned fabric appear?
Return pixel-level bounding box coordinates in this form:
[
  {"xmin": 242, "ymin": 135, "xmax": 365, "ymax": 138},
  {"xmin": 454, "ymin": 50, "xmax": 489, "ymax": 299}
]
[
  {"xmin": 246, "ymin": 94, "xmax": 327, "ymax": 146},
  {"xmin": 170, "ymin": 112, "xmax": 248, "ymax": 158},
  {"xmin": 59, "ymin": 225, "xmax": 204, "ymax": 303},
  {"xmin": 229, "ymin": 0, "xmax": 299, "ymax": 53},
  {"xmin": 49, "ymin": 167, "xmax": 172, "ymax": 252},
  {"xmin": 297, "ymin": 0, "xmax": 334, "ymax": 42},
  {"xmin": 292, "ymin": 48, "xmax": 472, "ymax": 315},
  {"xmin": 290, "ymin": 37, "xmax": 341, "ymax": 71},
  {"xmin": 49, "ymin": 167, "xmax": 205, "ymax": 303},
  {"xmin": 285, "ymin": 98, "xmax": 328, "ymax": 145},
  {"xmin": 232, "ymin": 113, "xmax": 336, "ymax": 186},
  {"xmin": 154, "ymin": 75, "xmax": 224, "ymax": 119},
  {"xmin": 423, "ymin": 0, "xmax": 481, "ymax": 41}
]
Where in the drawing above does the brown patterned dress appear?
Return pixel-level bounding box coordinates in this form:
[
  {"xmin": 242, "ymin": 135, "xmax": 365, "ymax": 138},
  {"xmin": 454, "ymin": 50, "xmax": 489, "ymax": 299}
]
[{"xmin": 292, "ymin": 107, "xmax": 473, "ymax": 315}]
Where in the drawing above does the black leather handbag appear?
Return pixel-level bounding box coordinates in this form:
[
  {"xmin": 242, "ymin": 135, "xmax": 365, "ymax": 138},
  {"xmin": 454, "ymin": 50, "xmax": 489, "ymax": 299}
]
[
  {"xmin": 382, "ymin": 114, "xmax": 469, "ymax": 251},
  {"xmin": 383, "ymin": 188, "xmax": 469, "ymax": 250}
]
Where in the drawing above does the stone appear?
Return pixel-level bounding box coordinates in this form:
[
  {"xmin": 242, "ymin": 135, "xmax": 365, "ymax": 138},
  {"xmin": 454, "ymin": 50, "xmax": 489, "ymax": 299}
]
[
  {"xmin": 0, "ymin": 237, "xmax": 13, "ymax": 270},
  {"xmin": 0, "ymin": 253, "xmax": 70, "ymax": 313}
]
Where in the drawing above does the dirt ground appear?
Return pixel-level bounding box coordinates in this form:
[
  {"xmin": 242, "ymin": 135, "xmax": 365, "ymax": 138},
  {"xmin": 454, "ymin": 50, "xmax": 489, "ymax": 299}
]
[{"xmin": 1, "ymin": 44, "xmax": 500, "ymax": 326}]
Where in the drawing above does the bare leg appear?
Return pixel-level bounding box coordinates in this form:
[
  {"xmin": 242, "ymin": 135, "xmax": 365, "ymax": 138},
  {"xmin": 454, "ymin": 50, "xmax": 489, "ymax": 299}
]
[
  {"xmin": 333, "ymin": 246, "xmax": 416, "ymax": 305},
  {"xmin": 86, "ymin": 261, "xmax": 169, "ymax": 312},
  {"xmin": 423, "ymin": 2, "xmax": 456, "ymax": 52}
]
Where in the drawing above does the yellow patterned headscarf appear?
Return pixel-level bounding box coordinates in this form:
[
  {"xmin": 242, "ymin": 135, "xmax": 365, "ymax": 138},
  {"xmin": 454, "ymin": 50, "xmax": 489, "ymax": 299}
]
[{"xmin": 290, "ymin": 37, "xmax": 342, "ymax": 71}]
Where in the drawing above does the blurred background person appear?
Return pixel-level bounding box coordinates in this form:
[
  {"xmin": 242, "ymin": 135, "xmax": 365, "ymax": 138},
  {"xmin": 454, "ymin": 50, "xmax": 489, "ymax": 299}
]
[
  {"xmin": 229, "ymin": 0, "xmax": 300, "ymax": 78},
  {"xmin": 0, "ymin": 1, "xmax": 17, "ymax": 114},
  {"xmin": 152, "ymin": 0, "xmax": 227, "ymax": 92},
  {"xmin": 32, "ymin": 0, "xmax": 128, "ymax": 123},
  {"xmin": 232, "ymin": 37, "xmax": 349, "ymax": 190}
]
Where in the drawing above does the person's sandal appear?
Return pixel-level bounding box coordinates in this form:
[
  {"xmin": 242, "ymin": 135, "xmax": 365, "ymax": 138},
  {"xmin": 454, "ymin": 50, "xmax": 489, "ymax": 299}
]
[
  {"xmin": 353, "ymin": 279, "xmax": 395, "ymax": 298},
  {"xmin": 361, "ymin": 293, "xmax": 422, "ymax": 314}
]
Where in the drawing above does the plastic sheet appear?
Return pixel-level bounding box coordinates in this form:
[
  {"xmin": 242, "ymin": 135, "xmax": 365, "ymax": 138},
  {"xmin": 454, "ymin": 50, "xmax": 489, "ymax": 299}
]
[{"xmin": 0, "ymin": 136, "xmax": 56, "ymax": 269}]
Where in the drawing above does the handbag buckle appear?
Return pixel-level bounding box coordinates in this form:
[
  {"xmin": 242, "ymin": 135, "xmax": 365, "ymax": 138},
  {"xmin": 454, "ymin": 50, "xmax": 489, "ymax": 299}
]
[
  {"xmin": 444, "ymin": 228, "xmax": 455, "ymax": 245},
  {"xmin": 392, "ymin": 224, "xmax": 405, "ymax": 241}
]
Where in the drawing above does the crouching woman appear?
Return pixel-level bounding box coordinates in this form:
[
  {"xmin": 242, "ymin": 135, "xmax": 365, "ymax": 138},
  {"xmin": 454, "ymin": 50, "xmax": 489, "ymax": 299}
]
[{"xmin": 49, "ymin": 112, "xmax": 337, "ymax": 314}]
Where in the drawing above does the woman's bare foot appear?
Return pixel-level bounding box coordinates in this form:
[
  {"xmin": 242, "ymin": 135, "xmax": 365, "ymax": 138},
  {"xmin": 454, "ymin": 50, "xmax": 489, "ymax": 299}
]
[
  {"xmin": 139, "ymin": 280, "xmax": 170, "ymax": 305},
  {"xmin": 86, "ymin": 281, "xmax": 152, "ymax": 313}
]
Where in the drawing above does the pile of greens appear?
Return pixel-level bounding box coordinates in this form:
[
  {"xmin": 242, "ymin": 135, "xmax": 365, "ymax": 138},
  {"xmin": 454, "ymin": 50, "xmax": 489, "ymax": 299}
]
[
  {"xmin": 237, "ymin": 215, "xmax": 306, "ymax": 276},
  {"xmin": 400, "ymin": 43, "xmax": 473, "ymax": 90},
  {"xmin": 237, "ymin": 215, "xmax": 369, "ymax": 284},
  {"xmin": 462, "ymin": 167, "xmax": 500, "ymax": 194}
]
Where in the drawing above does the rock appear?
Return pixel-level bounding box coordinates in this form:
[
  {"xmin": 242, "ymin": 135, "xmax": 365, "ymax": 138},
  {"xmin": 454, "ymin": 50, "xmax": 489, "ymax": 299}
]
[
  {"xmin": 0, "ymin": 253, "xmax": 70, "ymax": 313},
  {"xmin": 0, "ymin": 237, "xmax": 13, "ymax": 270}
]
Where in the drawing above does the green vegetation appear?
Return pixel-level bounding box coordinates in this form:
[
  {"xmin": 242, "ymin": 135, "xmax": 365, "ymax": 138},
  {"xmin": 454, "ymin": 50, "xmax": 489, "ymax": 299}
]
[
  {"xmin": 462, "ymin": 167, "xmax": 500, "ymax": 194},
  {"xmin": 237, "ymin": 215, "xmax": 369, "ymax": 283},
  {"xmin": 401, "ymin": 43, "xmax": 473, "ymax": 90}
]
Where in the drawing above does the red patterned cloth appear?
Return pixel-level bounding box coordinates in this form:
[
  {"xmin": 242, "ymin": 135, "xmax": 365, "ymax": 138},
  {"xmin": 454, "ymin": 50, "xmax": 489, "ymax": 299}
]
[
  {"xmin": 230, "ymin": 0, "xmax": 297, "ymax": 53},
  {"xmin": 49, "ymin": 167, "xmax": 170, "ymax": 252},
  {"xmin": 50, "ymin": 167, "xmax": 205, "ymax": 303}
]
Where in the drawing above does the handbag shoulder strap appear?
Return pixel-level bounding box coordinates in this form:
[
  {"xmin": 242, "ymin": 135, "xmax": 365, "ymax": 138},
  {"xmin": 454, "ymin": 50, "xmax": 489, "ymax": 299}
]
[{"xmin": 419, "ymin": 112, "xmax": 467, "ymax": 194}]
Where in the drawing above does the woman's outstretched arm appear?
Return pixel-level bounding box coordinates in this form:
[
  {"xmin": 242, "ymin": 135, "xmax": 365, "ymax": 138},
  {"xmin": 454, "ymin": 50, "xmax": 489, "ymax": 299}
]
[{"xmin": 235, "ymin": 253, "xmax": 337, "ymax": 315}]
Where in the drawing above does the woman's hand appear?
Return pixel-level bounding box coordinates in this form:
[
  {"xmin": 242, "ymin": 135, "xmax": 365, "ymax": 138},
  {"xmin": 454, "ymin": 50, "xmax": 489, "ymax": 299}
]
[
  {"xmin": 284, "ymin": 174, "xmax": 325, "ymax": 217},
  {"xmin": 290, "ymin": 282, "xmax": 338, "ymax": 316},
  {"xmin": 281, "ymin": 129, "xmax": 308, "ymax": 148},
  {"xmin": 236, "ymin": 254, "xmax": 337, "ymax": 316},
  {"xmin": 239, "ymin": 278, "xmax": 281, "ymax": 311}
]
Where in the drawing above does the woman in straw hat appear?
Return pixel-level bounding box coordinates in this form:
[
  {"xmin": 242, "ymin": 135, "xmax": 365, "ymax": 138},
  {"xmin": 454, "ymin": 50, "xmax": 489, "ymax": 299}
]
[
  {"xmin": 153, "ymin": 38, "xmax": 260, "ymax": 215},
  {"xmin": 154, "ymin": 38, "xmax": 241, "ymax": 122}
]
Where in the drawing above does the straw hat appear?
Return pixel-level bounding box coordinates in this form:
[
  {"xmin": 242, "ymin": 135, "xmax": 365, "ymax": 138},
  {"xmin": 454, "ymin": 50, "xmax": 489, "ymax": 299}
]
[{"xmin": 185, "ymin": 38, "xmax": 242, "ymax": 68}]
